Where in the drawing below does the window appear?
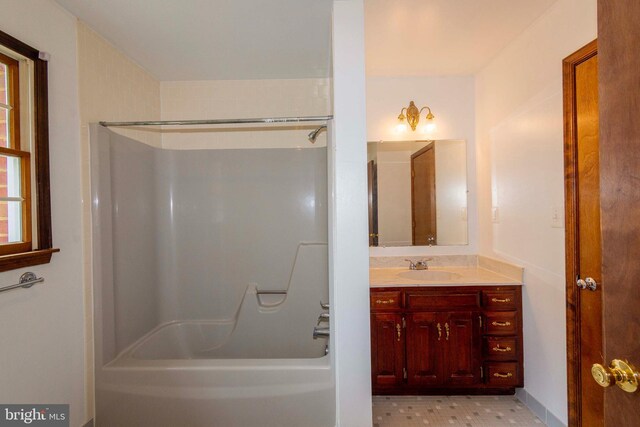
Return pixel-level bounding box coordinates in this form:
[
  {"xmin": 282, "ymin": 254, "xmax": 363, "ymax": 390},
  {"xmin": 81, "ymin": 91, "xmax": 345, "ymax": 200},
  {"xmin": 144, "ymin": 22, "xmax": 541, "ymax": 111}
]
[
  {"xmin": 0, "ymin": 29, "xmax": 57, "ymax": 271},
  {"xmin": 0, "ymin": 51, "xmax": 31, "ymax": 255}
]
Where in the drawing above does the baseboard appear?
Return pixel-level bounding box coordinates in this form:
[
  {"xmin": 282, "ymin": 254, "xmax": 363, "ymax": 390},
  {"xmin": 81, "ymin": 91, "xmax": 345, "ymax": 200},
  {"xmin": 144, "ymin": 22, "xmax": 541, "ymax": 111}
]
[{"xmin": 515, "ymin": 388, "xmax": 566, "ymax": 427}]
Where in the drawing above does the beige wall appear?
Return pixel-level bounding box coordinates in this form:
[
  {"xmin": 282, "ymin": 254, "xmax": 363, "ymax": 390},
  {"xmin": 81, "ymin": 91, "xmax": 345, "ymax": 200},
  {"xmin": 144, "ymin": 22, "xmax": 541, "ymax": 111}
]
[
  {"xmin": 77, "ymin": 20, "xmax": 162, "ymax": 419},
  {"xmin": 160, "ymin": 79, "xmax": 332, "ymax": 149},
  {"xmin": 0, "ymin": 1, "xmax": 86, "ymax": 425},
  {"xmin": 77, "ymin": 22, "xmax": 161, "ymax": 148},
  {"xmin": 475, "ymin": 0, "xmax": 597, "ymax": 423}
]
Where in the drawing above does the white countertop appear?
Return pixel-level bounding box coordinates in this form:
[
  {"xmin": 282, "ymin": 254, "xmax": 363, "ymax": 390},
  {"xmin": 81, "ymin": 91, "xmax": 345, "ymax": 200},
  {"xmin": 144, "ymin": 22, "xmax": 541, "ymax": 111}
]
[{"xmin": 370, "ymin": 267, "xmax": 522, "ymax": 288}]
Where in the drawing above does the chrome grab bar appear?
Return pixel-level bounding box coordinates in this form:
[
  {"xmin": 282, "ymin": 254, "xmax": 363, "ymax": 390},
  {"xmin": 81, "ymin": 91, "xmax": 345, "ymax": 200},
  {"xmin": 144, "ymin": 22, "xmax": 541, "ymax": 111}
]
[
  {"xmin": 0, "ymin": 272, "xmax": 44, "ymax": 294},
  {"xmin": 256, "ymin": 290, "xmax": 287, "ymax": 295}
]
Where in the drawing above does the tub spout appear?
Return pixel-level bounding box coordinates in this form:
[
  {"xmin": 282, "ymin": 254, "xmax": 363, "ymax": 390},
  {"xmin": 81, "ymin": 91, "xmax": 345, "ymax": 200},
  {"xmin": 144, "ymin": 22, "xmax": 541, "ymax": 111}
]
[{"xmin": 313, "ymin": 326, "xmax": 330, "ymax": 339}]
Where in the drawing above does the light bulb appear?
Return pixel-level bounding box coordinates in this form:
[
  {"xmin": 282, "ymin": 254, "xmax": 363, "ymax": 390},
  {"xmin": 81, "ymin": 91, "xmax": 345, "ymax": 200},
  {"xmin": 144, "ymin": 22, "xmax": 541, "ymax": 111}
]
[
  {"xmin": 396, "ymin": 121, "xmax": 408, "ymax": 133},
  {"xmin": 422, "ymin": 119, "xmax": 436, "ymax": 134}
]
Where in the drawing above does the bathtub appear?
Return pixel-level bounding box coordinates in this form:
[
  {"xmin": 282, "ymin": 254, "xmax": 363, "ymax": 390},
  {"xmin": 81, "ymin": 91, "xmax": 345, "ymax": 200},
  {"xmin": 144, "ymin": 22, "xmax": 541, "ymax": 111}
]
[
  {"xmin": 96, "ymin": 321, "xmax": 334, "ymax": 427},
  {"xmin": 91, "ymin": 128, "xmax": 334, "ymax": 426}
]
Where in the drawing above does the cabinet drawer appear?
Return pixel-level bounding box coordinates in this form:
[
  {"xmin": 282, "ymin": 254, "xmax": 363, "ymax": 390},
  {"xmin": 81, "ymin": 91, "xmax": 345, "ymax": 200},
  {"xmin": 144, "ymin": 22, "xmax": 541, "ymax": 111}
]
[
  {"xmin": 484, "ymin": 311, "xmax": 517, "ymax": 335},
  {"xmin": 482, "ymin": 290, "xmax": 517, "ymax": 310},
  {"xmin": 406, "ymin": 291, "xmax": 480, "ymax": 310},
  {"xmin": 484, "ymin": 362, "xmax": 520, "ymax": 386},
  {"xmin": 484, "ymin": 336, "xmax": 517, "ymax": 360},
  {"xmin": 371, "ymin": 291, "xmax": 402, "ymax": 310}
]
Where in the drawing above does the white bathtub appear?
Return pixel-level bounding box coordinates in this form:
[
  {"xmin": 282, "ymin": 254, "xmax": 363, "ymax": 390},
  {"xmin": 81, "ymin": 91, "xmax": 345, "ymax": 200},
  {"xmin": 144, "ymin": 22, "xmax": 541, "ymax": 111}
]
[
  {"xmin": 91, "ymin": 129, "xmax": 334, "ymax": 426},
  {"xmin": 96, "ymin": 321, "xmax": 334, "ymax": 427}
]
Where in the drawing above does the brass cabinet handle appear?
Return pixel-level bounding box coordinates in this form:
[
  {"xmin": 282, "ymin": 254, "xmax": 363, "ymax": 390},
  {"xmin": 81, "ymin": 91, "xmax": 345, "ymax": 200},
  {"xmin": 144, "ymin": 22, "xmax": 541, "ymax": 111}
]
[
  {"xmin": 437, "ymin": 323, "xmax": 442, "ymax": 341},
  {"xmin": 491, "ymin": 321, "xmax": 512, "ymax": 327},
  {"xmin": 396, "ymin": 323, "xmax": 401, "ymax": 341},
  {"xmin": 592, "ymin": 359, "xmax": 640, "ymax": 393},
  {"xmin": 445, "ymin": 322, "xmax": 450, "ymax": 340},
  {"xmin": 491, "ymin": 297, "xmax": 511, "ymax": 303},
  {"xmin": 493, "ymin": 372, "xmax": 513, "ymax": 379},
  {"xmin": 376, "ymin": 299, "xmax": 395, "ymax": 304},
  {"xmin": 492, "ymin": 345, "xmax": 512, "ymax": 352}
]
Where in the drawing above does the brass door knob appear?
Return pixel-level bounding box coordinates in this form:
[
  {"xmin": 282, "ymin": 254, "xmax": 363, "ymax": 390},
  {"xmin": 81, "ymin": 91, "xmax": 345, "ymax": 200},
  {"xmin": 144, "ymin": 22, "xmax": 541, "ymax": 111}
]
[{"xmin": 591, "ymin": 359, "xmax": 640, "ymax": 393}]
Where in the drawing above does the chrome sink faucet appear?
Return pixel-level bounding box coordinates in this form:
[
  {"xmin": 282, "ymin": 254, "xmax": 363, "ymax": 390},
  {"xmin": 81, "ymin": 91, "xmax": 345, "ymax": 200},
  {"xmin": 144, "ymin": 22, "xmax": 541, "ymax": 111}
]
[{"xmin": 405, "ymin": 258, "xmax": 432, "ymax": 270}]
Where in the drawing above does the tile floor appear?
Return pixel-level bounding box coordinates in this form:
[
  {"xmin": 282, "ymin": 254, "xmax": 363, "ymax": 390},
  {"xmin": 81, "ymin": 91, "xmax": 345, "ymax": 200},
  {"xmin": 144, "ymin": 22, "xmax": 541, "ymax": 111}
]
[{"xmin": 372, "ymin": 395, "xmax": 545, "ymax": 426}]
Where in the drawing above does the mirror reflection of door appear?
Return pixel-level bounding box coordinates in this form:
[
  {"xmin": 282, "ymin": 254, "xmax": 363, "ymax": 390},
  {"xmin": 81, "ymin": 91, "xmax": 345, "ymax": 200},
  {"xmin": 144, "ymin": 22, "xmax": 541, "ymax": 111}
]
[
  {"xmin": 368, "ymin": 160, "xmax": 379, "ymax": 246},
  {"xmin": 411, "ymin": 143, "xmax": 436, "ymax": 245},
  {"xmin": 366, "ymin": 139, "xmax": 467, "ymax": 247}
]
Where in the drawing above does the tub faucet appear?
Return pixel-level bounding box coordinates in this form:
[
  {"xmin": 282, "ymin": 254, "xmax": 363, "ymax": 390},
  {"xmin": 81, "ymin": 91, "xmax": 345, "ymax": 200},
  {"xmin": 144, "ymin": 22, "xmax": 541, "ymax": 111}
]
[
  {"xmin": 317, "ymin": 312, "xmax": 329, "ymax": 325},
  {"xmin": 313, "ymin": 326, "xmax": 330, "ymax": 339}
]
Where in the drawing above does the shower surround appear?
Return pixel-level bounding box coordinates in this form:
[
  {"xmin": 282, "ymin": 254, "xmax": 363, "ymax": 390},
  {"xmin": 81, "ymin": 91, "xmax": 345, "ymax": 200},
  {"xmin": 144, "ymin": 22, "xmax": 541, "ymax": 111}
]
[{"xmin": 90, "ymin": 125, "xmax": 333, "ymax": 426}]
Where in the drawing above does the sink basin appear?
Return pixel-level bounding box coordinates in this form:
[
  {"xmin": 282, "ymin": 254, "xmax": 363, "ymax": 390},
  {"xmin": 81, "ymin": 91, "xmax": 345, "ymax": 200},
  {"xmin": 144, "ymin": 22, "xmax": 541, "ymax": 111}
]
[{"xmin": 397, "ymin": 270, "xmax": 460, "ymax": 281}]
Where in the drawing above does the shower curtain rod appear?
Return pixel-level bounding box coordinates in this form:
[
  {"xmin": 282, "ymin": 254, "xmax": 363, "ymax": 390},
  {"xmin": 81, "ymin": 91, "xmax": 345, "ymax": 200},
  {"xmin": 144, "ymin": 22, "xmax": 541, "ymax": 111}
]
[{"xmin": 99, "ymin": 115, "xmax": 333, "ymax": 127}]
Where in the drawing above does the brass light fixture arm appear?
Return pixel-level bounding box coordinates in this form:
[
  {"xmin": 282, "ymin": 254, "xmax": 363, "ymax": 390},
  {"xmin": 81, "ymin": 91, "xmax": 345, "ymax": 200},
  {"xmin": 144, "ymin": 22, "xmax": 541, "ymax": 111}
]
[{"xmin": 419, "ymin": 106, "xmax": 435, "ymax": 120}]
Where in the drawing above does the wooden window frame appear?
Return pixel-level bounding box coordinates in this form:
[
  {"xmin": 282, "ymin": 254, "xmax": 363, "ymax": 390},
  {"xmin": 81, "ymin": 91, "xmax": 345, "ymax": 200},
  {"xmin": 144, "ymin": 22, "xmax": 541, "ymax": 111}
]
[{"xmin": 0, "ymin": 29, "xmax": 58, "ymax": 272}]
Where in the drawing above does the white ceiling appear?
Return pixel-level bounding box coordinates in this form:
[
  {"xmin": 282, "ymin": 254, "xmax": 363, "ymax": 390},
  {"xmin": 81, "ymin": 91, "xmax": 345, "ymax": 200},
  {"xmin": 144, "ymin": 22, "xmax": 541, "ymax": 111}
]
[
  {"xmin": 365, "ymin": 0, "xmax": 558, "ymax": 76},
  {"xmin": 54, "ymin": 0, "xmax": 333, "ymax": 81},
  {"xmin": 54, "ymin": 0, "xmax": 558, "ymax": 81}
]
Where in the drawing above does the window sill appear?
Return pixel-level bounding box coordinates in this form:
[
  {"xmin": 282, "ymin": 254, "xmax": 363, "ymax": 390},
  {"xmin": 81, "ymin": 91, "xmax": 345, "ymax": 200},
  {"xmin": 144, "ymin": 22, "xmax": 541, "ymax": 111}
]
[{"xmin": 0, "ymin": 248, "xmax": 60, "ymax": 273}]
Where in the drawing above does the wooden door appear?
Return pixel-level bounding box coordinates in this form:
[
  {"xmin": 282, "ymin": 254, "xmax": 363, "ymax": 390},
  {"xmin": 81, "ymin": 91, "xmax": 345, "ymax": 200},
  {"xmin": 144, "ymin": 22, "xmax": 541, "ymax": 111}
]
[
  {"xmin": 564, "ymin": 40, "xmax": 603, "ymax": 426},
  {"xmin": 405, "ymin": 312, "xmax": 441, "ymax": 386},
  {"xmin": 442, "ymin": 311, "xmax": 481, "ymax": 385},
  {"xmin": 367, "ymin": 160, "xmax": 378, "ymax": 246},
  {"xmin": 371, "ymin": 312, "xmax": 404, "ymax": 388},
  {"xmin": 411, "ymin": 144, "xmax": 436, "ymax": 245},
  {"xmin": 598, "ymin": 1, "xmax": 640, "ymax": 424}
]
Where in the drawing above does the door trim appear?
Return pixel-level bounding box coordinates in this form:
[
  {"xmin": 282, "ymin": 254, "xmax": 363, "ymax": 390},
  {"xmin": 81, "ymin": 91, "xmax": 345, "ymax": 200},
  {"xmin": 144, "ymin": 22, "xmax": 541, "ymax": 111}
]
[{"xmin": 563, "ymin": 39, "xmax": 598, "ymax": 427}]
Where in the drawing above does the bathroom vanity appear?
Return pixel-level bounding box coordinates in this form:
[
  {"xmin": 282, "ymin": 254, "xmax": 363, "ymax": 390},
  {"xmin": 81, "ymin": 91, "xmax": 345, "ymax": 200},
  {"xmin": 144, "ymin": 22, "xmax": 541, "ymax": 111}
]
[{"xmin": 370, "ymin": 264, "xmax": 523, "ymax": 395}]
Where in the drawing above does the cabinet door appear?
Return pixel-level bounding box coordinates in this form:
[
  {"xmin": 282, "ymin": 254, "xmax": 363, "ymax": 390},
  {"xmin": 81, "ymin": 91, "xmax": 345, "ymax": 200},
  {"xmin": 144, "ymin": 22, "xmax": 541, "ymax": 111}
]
[
  {"xmin": 371, "ymin": 312, "xmax": 404, "ymax": 389},
  {"xmin": 442, "ymin": 311, "xmax": 481, "ymax": 385},
  {"xmin": 406, "ymin": 312, "xmax": 441, "ymax": 386}
]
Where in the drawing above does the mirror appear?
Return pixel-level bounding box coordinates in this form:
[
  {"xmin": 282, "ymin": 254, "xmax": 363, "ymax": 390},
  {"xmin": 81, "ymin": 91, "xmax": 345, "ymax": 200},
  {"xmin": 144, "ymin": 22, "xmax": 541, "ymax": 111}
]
[{"xmin": 367, "ymin": 140, "xmax": 468, "ymax": 247}]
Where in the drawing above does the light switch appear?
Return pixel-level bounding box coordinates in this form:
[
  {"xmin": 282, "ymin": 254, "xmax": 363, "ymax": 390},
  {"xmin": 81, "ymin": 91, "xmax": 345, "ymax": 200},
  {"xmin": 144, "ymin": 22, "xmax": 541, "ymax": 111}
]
[
  {"xmin": 551, "ymin": 206, "xmax": 564, "ymax": 228},
  {"xmin": 492, "ymin": 207, "xmax": 499, "ymax": 223}
]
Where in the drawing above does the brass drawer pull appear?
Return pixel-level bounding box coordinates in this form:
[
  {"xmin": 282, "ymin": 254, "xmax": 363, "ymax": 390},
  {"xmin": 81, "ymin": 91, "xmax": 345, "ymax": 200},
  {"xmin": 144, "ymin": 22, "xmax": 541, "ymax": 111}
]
[
  {"xmin": 437, "ymin": 323, "xmax": 442, "ymax": 341},
  {"xmin": 493, "ymin": 372, "xmax": 513, "ymax": 378},
  {"xmin": 491, "ymin": 321, "xmax": 512, "ymax": 327},
  {"xmin": 492, "ymin": 345, "xmax": 512, "ymax": 352},
  {"xmin": 445, "ymin": 322, "xmax": 450, "ymax": 340},
  {"xmin": 376, "ymin": 299, "xmax": 395, "ymax": 304},
  {"xmin": 396, "ymin": 323, "xmax": 401, "ymax": 341},
  {"xmin": 491, "ymin": 297, "xmax": 511, "ymax": 303}
]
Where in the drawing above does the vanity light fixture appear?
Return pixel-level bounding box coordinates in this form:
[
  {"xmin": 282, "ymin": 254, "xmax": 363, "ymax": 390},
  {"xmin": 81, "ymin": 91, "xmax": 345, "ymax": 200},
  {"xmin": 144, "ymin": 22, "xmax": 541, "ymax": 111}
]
[{"xmin": 397, "ymin": 101, "xmax": 436, "ymax": 132}]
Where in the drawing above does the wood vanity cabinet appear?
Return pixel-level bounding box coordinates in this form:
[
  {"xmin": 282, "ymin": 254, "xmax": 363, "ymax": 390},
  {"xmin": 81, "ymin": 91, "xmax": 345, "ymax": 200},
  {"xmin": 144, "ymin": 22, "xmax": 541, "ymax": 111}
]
[{"xmin": 370, "ymin": 285, "xmax": 523, "ymax": 394}]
